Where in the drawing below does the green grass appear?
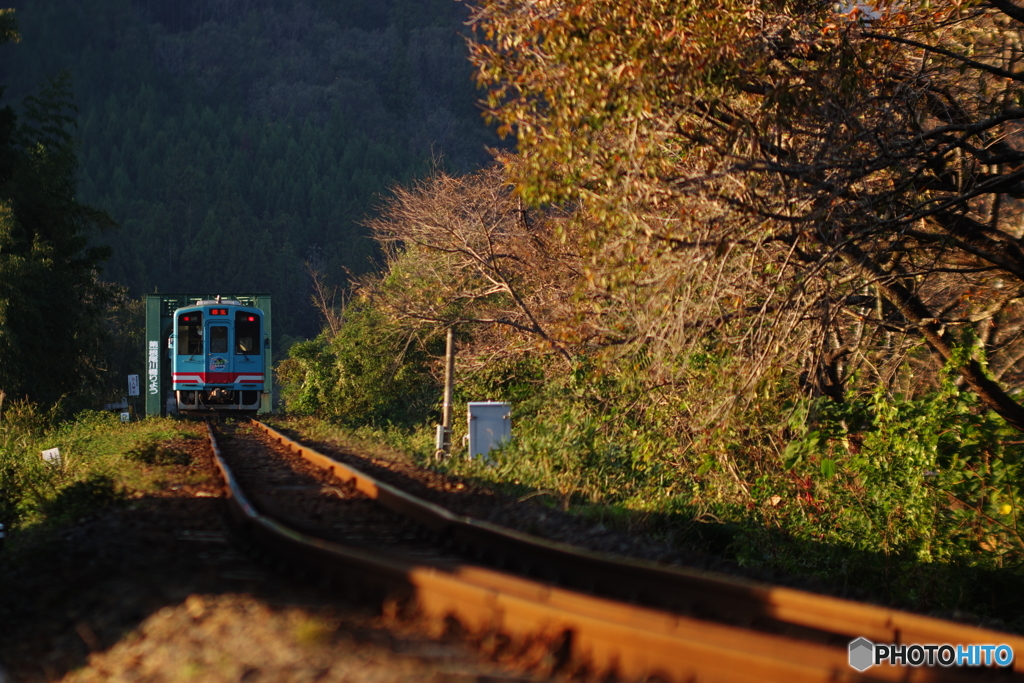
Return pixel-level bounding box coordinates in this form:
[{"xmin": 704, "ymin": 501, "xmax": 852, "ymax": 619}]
[
  {"xmin": 264, "ymin": 415, "xmax": 436, "ymax": 467},
  {"xmin": 0, "ymin": 401, "xmax": 206, "ymax": 541}
]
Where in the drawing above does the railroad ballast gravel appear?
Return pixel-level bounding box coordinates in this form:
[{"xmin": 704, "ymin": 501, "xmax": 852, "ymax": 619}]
[{"xmin": 0, "ymin": 430, "xmax": 540, "ymax": 683}]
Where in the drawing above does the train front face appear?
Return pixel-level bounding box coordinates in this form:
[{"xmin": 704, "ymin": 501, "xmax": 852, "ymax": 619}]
[{"xmin": 171, "ymin": 301, "xmax": 266, "ymax": 413}]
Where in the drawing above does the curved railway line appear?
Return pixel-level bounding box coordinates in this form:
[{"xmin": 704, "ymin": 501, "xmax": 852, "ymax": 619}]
[{"xmin": 207, "ymin": 419, "xmax": 1024, "ymax": 682}]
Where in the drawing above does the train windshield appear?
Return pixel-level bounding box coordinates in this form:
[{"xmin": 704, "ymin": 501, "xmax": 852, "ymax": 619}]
[
  {"xmin": 210, "ymin": 326, "xmax": 228, "ymax": 353},
  {"xmin": 235, "ymin": 311, "xmax": 260, "ymax": 354},
  {"xmin": 177, "ymin": 313, "xmax": 203, "ymax": 355}
]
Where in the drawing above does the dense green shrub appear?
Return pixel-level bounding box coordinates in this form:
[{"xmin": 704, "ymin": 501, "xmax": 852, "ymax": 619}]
[
  {"xmin": 778, "ymin": 380, "xmax": 1024, "ymax": 566},
  {"xmin": 277, "ymin": 300, "xmax": 442, "ymax": 428}
]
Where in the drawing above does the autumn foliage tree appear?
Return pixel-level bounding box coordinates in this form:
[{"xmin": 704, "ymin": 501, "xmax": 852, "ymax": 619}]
[
  {"xmin": 364, "ymin": 164, "xmax": 583, "ymax": 363},
  {"xmin": 468, "ymin": 0, "xmax": 1024, "ymax": 431}
]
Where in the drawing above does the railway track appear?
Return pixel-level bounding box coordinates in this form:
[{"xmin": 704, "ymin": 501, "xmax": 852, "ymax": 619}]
[{"xmin": 208, "ymin": 419, "xmax": 1024, "ymax": 682}]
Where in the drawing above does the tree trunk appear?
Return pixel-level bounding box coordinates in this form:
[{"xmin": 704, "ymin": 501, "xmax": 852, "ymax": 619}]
[{"xmin": 838, "ymin": 243, "xmax": 1024, "ymax": 433}]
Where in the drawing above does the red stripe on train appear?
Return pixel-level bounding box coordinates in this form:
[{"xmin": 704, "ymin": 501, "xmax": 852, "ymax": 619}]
[{"xmin": 172, "ymin": 373, "xmax": 264, "ymax": 384}]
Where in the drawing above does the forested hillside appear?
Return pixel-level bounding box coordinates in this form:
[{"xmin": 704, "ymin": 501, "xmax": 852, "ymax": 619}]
[{"xmin": 0, "ymin": 0, "xmax": 498, "ymax": 341}]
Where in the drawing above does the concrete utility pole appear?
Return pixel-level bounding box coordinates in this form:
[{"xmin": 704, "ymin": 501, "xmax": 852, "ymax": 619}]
[{"xmin": 438, "ymin": 326, "xmax": 456, "ymax": 457}]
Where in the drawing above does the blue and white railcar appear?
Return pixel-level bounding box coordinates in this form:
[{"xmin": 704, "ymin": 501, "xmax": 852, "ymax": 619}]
[{"xmin": 170, "ymin": 298, "xmax": 267, "ymax": 412}]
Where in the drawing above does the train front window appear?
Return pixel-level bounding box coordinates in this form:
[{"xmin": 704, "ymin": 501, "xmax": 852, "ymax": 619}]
[
  {"xmin": 177, "ymin": 313, "xmax": 203, "ymax": 355},
  {"xmin": 210, "ymin": 326, "xmax": 228, "ymax": 353},
  {"xmin": 234, "ymin": 312, "xmax": 260, "ymax": 354}
]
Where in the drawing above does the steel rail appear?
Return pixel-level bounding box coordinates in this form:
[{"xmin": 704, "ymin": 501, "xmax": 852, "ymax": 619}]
[
  {"xmin": 208, "ymin": 422, "xmax": 998, "ymax": 683},
  {"xmin": 251, "ymin": 419, "xmax": 1024, "ymax": 672}
]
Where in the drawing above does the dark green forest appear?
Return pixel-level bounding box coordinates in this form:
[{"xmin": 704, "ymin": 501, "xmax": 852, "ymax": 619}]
[{"xmin": 0, "ymin": 0, "xmax": 499, "ymax": 343}]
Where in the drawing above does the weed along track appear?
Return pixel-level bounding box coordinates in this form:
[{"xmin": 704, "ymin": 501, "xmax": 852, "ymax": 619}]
[{"xmin": 206, "ymin": 420, "xmax": 1024, "ymax": 682}]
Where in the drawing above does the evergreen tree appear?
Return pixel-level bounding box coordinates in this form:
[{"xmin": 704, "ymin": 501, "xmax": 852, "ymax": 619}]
[{"xmin": 0, "ymin": 19, "xmax": 115, "ymax": 406}]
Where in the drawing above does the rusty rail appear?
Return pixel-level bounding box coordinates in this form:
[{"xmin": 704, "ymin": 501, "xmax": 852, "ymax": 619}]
[{"xmin": 210, "ymin": 421, "xmax": 1024, "ymax": 682}]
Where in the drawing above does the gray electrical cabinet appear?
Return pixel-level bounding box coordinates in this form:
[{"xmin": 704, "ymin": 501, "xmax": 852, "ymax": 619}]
[{"xmin": 467, "ymin": 402, "xmax": 511, "ymax": 459}]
